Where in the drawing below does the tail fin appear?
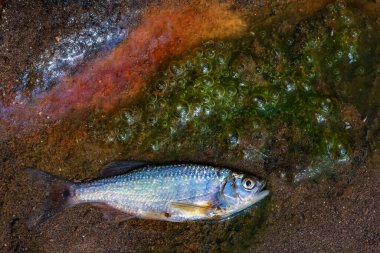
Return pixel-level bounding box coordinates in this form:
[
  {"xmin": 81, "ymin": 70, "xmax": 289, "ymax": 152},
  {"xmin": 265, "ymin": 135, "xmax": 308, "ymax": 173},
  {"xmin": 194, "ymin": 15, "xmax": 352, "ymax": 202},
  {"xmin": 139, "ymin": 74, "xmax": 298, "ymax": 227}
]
[{"xmin": 26, "ymin": 168, "xmax": 77, "ymax": 227}]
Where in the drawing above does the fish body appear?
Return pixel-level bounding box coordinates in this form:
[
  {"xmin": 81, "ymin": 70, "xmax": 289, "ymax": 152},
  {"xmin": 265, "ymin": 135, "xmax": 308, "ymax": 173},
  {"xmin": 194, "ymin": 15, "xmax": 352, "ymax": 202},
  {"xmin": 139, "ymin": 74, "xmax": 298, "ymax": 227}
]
[{"xmin": 27, "ymin": 162, "xmax": 269, "ymax": 225}]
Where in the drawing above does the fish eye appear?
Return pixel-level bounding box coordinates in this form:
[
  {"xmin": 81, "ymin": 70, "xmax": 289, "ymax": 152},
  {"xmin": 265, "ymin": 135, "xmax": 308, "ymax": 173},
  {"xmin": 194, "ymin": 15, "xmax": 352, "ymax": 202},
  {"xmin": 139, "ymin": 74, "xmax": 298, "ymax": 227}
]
[{"xmin": 242, "ymin": 177, "xmax": 256, "ymax": 190}]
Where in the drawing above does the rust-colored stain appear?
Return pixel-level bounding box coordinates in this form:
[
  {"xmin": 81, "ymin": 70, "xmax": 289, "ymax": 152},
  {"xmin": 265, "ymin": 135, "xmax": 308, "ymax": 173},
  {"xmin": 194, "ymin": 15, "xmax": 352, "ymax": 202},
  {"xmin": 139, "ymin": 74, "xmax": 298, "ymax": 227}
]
[{"xmin": 0, "ymin": 2, "xmax": 246, "ymax": 140}]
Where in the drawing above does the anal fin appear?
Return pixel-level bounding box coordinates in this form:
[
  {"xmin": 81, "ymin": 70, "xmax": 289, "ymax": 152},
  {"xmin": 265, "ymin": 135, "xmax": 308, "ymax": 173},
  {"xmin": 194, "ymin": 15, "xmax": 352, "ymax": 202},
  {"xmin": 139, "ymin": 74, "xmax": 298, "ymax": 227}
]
[{"xmin": 140, "ymin": 211, "xmax": 172, "ymax": 221}]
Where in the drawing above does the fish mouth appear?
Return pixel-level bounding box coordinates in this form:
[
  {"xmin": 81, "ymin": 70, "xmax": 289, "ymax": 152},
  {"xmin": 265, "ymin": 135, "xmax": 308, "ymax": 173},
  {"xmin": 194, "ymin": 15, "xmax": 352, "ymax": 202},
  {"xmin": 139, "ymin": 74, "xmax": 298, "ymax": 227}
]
[
  {"xmin": 254, "ymin": 181, "xmax": 269, "ymax": 200},
  {"xmin": 256, "ymin": 180, "xmax": 267, "ymax": 193}
]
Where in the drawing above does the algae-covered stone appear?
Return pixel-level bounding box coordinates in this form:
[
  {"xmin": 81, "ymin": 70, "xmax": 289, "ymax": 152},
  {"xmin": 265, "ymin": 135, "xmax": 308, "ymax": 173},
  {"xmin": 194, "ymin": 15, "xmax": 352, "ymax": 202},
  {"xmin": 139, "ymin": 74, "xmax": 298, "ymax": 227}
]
[{"xmin": 90, "ymin": 1, "xmax": 373, "ymax": 183}]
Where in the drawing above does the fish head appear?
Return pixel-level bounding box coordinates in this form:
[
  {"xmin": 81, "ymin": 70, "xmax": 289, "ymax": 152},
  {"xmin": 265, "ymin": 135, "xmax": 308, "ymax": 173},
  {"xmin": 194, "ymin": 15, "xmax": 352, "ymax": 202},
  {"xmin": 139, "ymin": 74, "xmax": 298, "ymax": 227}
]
[{"xmin": 220, "ymin": 172, "xmax": 269, "ymax": 216}]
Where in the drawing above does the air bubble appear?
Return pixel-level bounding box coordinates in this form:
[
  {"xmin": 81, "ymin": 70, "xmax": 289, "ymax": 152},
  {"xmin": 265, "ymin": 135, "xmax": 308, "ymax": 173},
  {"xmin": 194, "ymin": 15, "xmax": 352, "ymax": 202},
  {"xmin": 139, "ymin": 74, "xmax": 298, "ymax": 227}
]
[
  {"xmin": 170, "ymin": 126, "xmax": 177, "ymax": 136},
  {"xmin": 213, "ymin": 85, "xmax": 226, "ymax": 99},
  {"xmin": 192, "ymin": 104, "xmax": 202, "ymax": 117},
  {"xmin": 221, "ymin": 70, "xmax": 230, "ymax": 77},
  {"xmin": 340, "ymin": 11, "xmax": 353, "ymax": 26},
  {"xmin": 159, "ymin": 117, "xmax": 169, "ymax": 128},
  {"xmin": 202, "ymin": 105, "xmax": 212, "ymax": 117},
  {"xmin": 205, "ymin": 49, "xmax": 216, "ymax": 59},
  {"xmin": 225, "ymin": 131, "xmax": 240, "ymax": 149},
  {"xmin": 251, "ymin": 118, "xmax": 263, "ymax": 129},
  {"xmin": 301, "ymin": 81, "xmax": 312, "ymax": 92},
  {"xmin": 320, "ymin": 99, "xmax": 332, "ymax": 114},
  {"xmin": 170, "ymin": 63, "xmax": 185, "ymax": 76},
  {"xmin": 155, "ymin": 80, "xmax": 167, "ymax": 92},
  {"xmin": 226, "ymin": 85, "xmax": 238, "ymax": 97},
  {"xmin": 252, "ymin": 95, "xmax": 267, "ymax": 112},
  {"xmin": 231, "ymin": 70, "xmax": 240, "ymax": 79},
  {"xmin": 202, "ymin": 95, "xmax": 212, "ymax": 104},
  {"xmin": 220, "ymin": 110, "xmax": 229, "ymax": 121},
  {"xmin": 105, "ymin": 132, "xmax": 116, "ymax": 143},
  {"xmin": 238, "ymin": 81, "xmax": 247, "ymax": 88},
  {"xmin": 176, "ymin": 78, "xmax": 187, "ymax": 89},
  {"xmin": 335, "ymin": 50, "xmax": 343, "ymax": 59},
  {"xmin": 350, "ymin": 29, "xmax": 360, "ymax": 39},
  {"xmin": 148, "ymin": 115, "xmax": 159, "ymax": 126},
  {"xmin": 235, "ymin": 93, "xmax": 245, "ymax": 104},
  {"xmin": 195, "ymin": 76, "xmax": 213, "ymax": 87},
  {"xmin": 287, "ymin": 38, "xmax": 294, "ymax": 46},
  {"xmin": 305, "ymin": 55, "xmax": 313, "ymax": 65},
  {"xmin": 316, "ymin": 113, "xmax": 326, "ymax": 124},
  {"xmin": 151, "ymin": 142, "xmax": 161, "ymax": 152},
  {"xmin": 147, "ymin": 101, "xmax": 157, "ymax": 112},
  {"xmin": 195, "ymin": 48, "xmax": 203, "ymax": 57},
  {"xmin": 121, "ymin": 109, "xmax": 141, "ymax": 125},
  {"xmin": 255, "ymin": 67, "xmax": 262, "ymax": 73},
  {"xmin": 336, "ymin": 143, "xmax": 350, "ymax": 162},
  {"xmin": 270, "ymin": 90, "xmax": 280, "ymax": 105},
  {"xmin": 156, "ymin": 98, "xmax": 166, "ymax": 109},
  {"xmin": 336, "ymin": 0, "xmax": 346, "ymax": 10},
  {"xmin": 284, "ymin": 80, "xmax": 296, "ymax": 92},
  {"xmin": 175, "ymin": 101, "xmax": 190, "ymax": 118},
  {"xmin": 199, "ymin": 122, "xmax": 210, "ymax": 134},
  {"xmin": 198, "ymin": 59, "xmax": 212, "ymax": 75},
  {"xmin": 216, "ymin": 54, "xmax": 227, "ymax": 65},
  {"xmin": 327, "ymin": 3, "xmax": 335, "ymax": 13},
  {"xmin": 185, "ymin": 57, "xmax": 196, "ymax": 69},
  {"xmin": 203, "ymin": 40, "xmax": 215, "ymax": 47},
  {"xmin": 117, "ymin": 129, "xmax": 133, "ymax": 143}
]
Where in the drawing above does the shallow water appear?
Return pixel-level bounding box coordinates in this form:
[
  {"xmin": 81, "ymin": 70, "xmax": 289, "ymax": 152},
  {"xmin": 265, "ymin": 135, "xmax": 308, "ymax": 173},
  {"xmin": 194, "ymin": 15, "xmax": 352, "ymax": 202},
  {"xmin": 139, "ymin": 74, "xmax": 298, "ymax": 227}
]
[{"xmin": 0, "ymin": 0, "xmax": 379, "ymax": 252}]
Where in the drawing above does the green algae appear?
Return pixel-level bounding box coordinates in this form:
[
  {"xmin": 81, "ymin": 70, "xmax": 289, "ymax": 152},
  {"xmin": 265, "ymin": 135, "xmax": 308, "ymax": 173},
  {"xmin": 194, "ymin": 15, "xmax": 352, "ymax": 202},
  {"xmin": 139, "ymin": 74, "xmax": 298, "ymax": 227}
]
[{"xmin": 89, "ymin": 1, "xmax": 373, "ymax": 184}]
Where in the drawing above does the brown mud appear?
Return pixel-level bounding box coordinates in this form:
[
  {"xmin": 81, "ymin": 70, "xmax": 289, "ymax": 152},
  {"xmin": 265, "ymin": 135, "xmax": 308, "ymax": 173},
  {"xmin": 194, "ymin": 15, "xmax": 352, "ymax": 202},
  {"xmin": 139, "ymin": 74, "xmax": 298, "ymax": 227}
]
[{"xmin": 0, "ymin": 0, "xmax": 379, "ymax": 252}]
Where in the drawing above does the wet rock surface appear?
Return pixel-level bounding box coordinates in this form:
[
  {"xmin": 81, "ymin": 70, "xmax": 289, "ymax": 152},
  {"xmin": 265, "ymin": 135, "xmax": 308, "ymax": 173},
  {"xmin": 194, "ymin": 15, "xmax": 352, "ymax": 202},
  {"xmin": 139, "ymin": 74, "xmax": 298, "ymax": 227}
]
[{"xmin": 0, "ymin": 0, "xmax": 379, "ymax": 252}]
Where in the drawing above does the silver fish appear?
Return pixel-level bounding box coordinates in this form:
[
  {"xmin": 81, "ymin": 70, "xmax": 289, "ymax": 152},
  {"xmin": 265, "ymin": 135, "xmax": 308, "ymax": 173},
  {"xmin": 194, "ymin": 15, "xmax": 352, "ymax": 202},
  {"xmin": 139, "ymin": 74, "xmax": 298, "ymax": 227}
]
[{"xmin": 27, "ymin": 161, "xmax": 269, "ymax": 225}]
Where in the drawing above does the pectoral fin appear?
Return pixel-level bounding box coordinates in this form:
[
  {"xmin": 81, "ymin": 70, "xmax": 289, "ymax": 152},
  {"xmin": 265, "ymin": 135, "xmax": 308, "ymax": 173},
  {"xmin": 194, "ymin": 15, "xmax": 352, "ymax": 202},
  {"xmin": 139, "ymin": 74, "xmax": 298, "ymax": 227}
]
[{"xmin": 169, "ymin": 202, "xmax": 215, "ymax": 216}]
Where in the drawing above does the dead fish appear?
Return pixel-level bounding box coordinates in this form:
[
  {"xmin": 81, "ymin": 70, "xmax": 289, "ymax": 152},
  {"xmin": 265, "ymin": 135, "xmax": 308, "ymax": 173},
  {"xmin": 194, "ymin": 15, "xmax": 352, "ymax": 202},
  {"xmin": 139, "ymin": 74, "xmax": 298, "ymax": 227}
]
[{"xmin": 27, "ymin": 161, "xmax": 269, "ymax": 225}]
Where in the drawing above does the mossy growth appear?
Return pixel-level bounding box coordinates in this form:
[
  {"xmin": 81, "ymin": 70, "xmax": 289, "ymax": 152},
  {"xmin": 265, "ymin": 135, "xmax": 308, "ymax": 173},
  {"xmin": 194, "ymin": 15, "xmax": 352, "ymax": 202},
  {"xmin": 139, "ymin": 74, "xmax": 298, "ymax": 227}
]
[{"xmin": 89, "ymin": 1, "xmax": 373, "ymax": 182}]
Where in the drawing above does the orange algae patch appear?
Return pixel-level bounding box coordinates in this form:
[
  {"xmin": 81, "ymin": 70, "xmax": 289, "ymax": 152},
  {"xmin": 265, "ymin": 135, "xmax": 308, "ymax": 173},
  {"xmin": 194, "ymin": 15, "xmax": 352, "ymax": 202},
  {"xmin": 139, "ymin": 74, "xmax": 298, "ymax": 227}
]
[
  {"xmin": 0, "ymin": 2, "xmax": 246, "ymax": 139},
  {"xmin": 36, "ymin": 2, "xmax": 247, "ymax": 116}
]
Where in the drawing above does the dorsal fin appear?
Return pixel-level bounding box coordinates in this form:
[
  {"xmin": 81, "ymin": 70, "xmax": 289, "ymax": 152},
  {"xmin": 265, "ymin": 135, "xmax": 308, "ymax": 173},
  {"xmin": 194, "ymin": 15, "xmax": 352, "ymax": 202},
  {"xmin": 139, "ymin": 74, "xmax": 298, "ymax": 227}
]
[{"xmin": 101, "ymin": 161, "xmax": 147, "ymax": 177}]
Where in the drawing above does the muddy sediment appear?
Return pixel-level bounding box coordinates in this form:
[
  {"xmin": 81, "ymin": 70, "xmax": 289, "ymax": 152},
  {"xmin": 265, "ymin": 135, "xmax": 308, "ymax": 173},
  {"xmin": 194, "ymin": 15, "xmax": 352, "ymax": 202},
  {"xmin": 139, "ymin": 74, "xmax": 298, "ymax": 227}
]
[{"xmin": 0, "ymin": 0, "xmax": 379, "ymax": 252}]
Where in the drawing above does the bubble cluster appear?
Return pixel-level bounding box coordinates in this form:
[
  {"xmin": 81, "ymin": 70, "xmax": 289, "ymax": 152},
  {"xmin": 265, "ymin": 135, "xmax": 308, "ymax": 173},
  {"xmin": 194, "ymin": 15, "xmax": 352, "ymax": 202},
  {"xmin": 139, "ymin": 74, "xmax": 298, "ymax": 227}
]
[{"xmin": 90, "ymin": 1, "xmax": 370, "ymax": 181}]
